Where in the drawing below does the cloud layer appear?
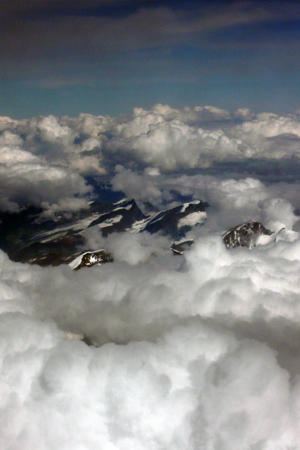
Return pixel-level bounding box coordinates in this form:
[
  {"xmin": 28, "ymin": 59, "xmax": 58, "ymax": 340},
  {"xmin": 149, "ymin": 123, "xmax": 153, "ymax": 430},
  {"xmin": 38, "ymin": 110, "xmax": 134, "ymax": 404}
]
[
  {"xmin": 2, "ymin": 104, "xmax": 300, "ymax": 215},
  {"xmin": 2, "ymin": 103, "xmax": 300, "ymax": 447},
  {"xmin": 1, "ymin": 225, "xmax": 300, "ymax": 448},
  {"xmin": 4, "ymin": 104, "xmax": 300, "ymax": 173}
]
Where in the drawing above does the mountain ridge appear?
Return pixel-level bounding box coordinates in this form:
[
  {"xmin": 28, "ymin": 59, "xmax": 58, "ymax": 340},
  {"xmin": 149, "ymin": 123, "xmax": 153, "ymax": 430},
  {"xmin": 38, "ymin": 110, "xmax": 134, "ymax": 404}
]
[{"xmin": 0, "ymin": 198, "xmax": 209, "ymax": 266}]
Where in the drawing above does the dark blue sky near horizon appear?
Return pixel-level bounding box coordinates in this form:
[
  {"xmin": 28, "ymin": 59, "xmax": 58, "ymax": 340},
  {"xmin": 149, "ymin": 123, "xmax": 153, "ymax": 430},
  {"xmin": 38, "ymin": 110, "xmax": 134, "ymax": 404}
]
[{"xmin": 1, "ymin": 0, "xmax": 300, "ymax": 118}]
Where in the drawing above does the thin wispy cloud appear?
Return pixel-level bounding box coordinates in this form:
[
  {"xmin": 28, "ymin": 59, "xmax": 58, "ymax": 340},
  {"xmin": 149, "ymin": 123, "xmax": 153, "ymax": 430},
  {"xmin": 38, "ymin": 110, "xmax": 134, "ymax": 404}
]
[{"xmin": 2, "ymin": 2, "xmax": 300, "ymax": 75}]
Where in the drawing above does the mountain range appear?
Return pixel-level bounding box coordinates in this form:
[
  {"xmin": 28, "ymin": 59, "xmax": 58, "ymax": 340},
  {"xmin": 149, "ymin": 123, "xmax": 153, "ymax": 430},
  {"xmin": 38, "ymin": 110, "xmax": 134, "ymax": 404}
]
[
  {"xmin": 0, "ymin": 198, "xmax": 209, "ymax": 266},
  {"xmin": 0, "ymin": 196, "xmax": 282, "ymax": 269}
]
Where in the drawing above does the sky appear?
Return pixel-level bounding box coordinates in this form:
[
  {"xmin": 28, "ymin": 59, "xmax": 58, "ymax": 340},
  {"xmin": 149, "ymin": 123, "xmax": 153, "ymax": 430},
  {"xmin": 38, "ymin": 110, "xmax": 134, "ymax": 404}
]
[{"xmin": 1, "ymin": 0, "xmax": 300, "ymax": 118}]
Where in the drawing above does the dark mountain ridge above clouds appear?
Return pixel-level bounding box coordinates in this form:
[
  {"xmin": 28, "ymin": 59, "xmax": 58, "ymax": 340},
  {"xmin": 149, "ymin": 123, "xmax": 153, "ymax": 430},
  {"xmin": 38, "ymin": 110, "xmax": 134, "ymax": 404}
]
[
  {"xmin": 0, "ymin": 197, "xmax": 209, "ymax": 266},
  {"xmin": 0, "ymin": 193, "xmax": 282, "ymax": 270}
]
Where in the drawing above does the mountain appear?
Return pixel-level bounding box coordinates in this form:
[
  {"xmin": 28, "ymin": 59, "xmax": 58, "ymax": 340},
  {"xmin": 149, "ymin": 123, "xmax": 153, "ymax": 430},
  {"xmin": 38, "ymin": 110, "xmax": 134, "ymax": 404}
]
[
  {"xmin": 143, "ymin": 200, "xmax": 208, "ymax": 238},
  {"xmin": 69, "ymin": 250, "xmax": 114, "ymax": 270},
  {"xmin": 88, "ymin": 199, "xmax": 146, "ymax": 236},
  {"xmin": 222, "ymin": 221, "xmax": 274, "ymax": 249},
  {"xmin": 0, "ymin": 198, "xmax": 209, "ymax": 266}
]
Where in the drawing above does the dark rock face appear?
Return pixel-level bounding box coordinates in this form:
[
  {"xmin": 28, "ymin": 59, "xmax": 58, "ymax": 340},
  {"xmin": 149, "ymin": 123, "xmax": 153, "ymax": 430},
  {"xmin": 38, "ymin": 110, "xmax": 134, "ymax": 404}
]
[{"xmin": 223, "ymin": 221, "xmax": 273, "ymax": 249}]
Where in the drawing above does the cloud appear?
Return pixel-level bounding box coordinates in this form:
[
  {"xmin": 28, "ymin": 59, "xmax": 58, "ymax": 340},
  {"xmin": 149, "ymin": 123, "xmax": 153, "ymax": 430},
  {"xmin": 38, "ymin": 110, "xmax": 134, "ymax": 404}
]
[
  {"xmin": 0, "ymin": 126, "xmax": 91, "ymax": 212},
  {"xmin": 145, "ymin": 172, "xmax": 300, "ymax": 238},
  {"xmin": 111, "ymin": 165, "xmax": 167, "ymax": 208},
  {"xmin": 4, "ymin": 105, "xmax": 239, "ymax": 192},
  {"xmin": 260, "ymin": 198, "xmax": 298, "ymax": 232},
  {"xmin": 2, "ymin": 103, "xmax": 300, "ymax": 448},
  {"xmin": 2, "ymin": 1, "xmax": 300, "ymax": 81},
  {"xmin": 0, "ymin": 162, "xmax": 91, "ymax": 213},
  {"xmin": 2, "ymin": 220, "xmax": 300, "ymax": 447},
  {"xmin": 3, "ymin": 104, "xmax": 300, "ymax": 213},
  {"xmin": 2, "ymin": 101, "xmax": 300, "ymax": 447},
  {"xmin": 232, "ymin": 113, "xmax": 300, "ymax": 159},
  {"xmin": 105, "ymin": 109, "xmax": 242, "ymax": 171},
  {"xmin": 84, "ymin": 229, "xmax": 172, "ymax": 265},
  {"xmin": 5, "ymin": 105, "xmax": 300, "ymax": 175},
  {"xmin": 99, "ymin": 106, "xmax": 300, "ymax": 171}
]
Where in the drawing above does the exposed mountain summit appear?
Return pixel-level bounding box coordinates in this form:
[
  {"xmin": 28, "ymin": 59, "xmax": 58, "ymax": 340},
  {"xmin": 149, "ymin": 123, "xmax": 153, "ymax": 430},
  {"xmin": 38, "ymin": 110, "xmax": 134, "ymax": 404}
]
[
  {"xmin": 222, "ymin": 221, "xmax": 274, "ymax": 249},
  {"xmin": 69, "ymin": 250, "xmax": 114, "ymax": 270}
]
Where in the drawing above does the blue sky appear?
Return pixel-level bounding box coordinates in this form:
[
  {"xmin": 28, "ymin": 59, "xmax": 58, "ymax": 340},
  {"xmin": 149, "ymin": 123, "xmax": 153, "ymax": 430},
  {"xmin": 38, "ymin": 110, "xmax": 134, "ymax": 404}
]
[{"xmin": 1, "ymin": 0, "xmax": 300, "ymax": 118}]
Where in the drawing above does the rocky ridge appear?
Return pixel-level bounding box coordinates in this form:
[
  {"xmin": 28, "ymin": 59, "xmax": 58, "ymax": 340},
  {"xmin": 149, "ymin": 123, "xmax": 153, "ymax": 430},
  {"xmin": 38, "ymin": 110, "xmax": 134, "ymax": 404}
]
[
  {"xmin": 0, "ymin": 199, "xmax": 282, "ymax": 269},
  {"xmin": 0, "ymin": 198, "xmax": 209, "ymax": 266}
]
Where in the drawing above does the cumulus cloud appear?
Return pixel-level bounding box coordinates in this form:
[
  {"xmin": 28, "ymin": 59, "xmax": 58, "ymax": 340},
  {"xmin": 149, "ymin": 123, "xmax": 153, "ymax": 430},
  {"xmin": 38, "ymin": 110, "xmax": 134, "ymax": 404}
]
[
  {"xmin": 2, "ymin": 220, "xmax": 300, "ymax": 448},
  {"xmin": 90, "ymin": 105, "xmax": 300, "ymax": 172},
  {"xmin": 3, "ymin": 104, "xmax": 300, "ymax": 216},
  {"xmin": 110, "ymin": 168, "xmax": 275, "ymax": 228},
  {"xmin": 111, "ymin": 165, "xmax": 168, "ymax": 208},
  {"xmin": 84, "ymin": 228, "xmax": 172, "ymax": 265},
  {"xmin": 146, "ymin": 172, "xmax": 300, "ymax": 237},
  {"xmin": 260, "ymin": 198, "xmax": 298, "ymax": 232},
  {"xmin": 0, "ymin": 163, "xmax": 91, "ymax": 213},
  {"xmin": 231, "ymin": 113, "xmax": 300, "ymax": 159},
  {"xmin": 103, "ymin": 106, "xmax": 243, "ymax": 171},
  {"xmin": 2, "ymin": 104, "xmax": 300, "ymax": 446},
  {"xmin": 0, "ymin": 126, "xmax": 91, "ymax": 212},
  {"xmin": 3, "ymin": 104, "xmax": 300, "ymax": 450},
  {"xmin": 4, "ymin": 104, "xmax": 300, "ymax": 177}
]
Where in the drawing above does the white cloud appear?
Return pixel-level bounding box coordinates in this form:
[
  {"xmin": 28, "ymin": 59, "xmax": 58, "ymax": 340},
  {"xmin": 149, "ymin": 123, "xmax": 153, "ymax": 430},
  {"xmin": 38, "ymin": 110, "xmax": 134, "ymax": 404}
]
[
  {"xmin": 1, "ymin": 225, "xmax": 300, "ymax": 448},
  {"xmin": 0, "ymin": 147, "xmax": 39, "ymax": 167},
  {"xmin": 84, "ymin": 230, "xmax": 172, "ymax": 265},
  {"xmin": 0, "ymin": 116, "xmax": 96, "ymax": 212},
  {"xmin": 111, "ymin": 165, "xmax": 167, "ymax": 208},
  {"xmin": 2, "ymin": 105, "xmax": 300, "ymax": 192},
  {"xmin": 231, "ymin": 114, "xmax": 300, "ymax": 159},
  {"xmin": 106, "ymin": 113, "xmax": 242, "ymax": 171},
  {"xmin": 233, "ymin": 107, "xmax": 254, "ymax": 121},
  {"xmin": 2, "ymin": 104, "xmax": 300, "ymax": 448},
  {"xmin": 0, "ymin": 151, "xmax": 91, "ymax": 213},
  {"xmin": 6, "ymin": 104, "xmax": 300, "ymax": 220},
  {"xmin": 260, "ymin": 198, "xmax": 298, "ymax": 232},
  {"xmin": 37, "ymin": 115, "xmax": 76, "ymax": 145}
]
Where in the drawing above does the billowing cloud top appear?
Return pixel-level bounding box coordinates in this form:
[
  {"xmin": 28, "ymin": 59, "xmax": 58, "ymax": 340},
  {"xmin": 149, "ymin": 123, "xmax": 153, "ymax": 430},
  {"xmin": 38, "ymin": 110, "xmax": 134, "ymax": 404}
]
[{"xmin": 1, "ymin": 104, "xmax": 300, "ymax": 212}]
